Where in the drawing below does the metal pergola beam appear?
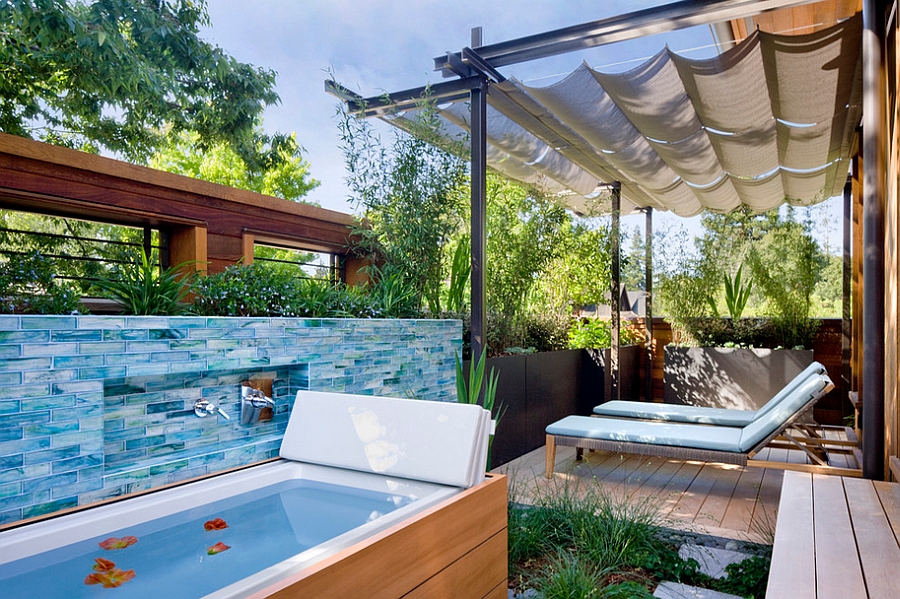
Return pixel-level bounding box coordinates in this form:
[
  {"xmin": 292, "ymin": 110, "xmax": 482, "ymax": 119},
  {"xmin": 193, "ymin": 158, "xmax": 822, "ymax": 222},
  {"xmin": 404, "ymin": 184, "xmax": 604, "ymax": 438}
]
[{"xmin": 434, "ymin": 0, "xmax": 819, "ymax": 75}]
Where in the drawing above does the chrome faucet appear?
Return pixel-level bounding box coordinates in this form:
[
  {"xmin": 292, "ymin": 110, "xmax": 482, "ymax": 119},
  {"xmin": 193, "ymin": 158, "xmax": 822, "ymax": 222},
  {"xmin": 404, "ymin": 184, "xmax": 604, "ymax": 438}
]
[
  {"xmin": 194, "ymin": 398, "xmax": 230, "ymax": 420},
  {"xmin": 241, "ymin": 386, "xmax": 275, "ymax": 425}
]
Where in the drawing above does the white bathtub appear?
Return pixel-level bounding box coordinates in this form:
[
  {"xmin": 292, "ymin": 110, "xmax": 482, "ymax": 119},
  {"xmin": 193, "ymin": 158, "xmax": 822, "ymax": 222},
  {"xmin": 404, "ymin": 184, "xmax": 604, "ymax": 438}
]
[{"xmin": 0, "ymin": 460, "xmax": 462, "ymax": 599}]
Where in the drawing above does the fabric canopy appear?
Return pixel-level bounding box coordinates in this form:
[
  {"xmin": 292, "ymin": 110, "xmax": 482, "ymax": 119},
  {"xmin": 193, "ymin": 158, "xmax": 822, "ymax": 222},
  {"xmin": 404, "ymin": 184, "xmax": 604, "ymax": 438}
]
[{"xmin": 395, "ymin": 14, "xmax": 862, "ymax": 216}]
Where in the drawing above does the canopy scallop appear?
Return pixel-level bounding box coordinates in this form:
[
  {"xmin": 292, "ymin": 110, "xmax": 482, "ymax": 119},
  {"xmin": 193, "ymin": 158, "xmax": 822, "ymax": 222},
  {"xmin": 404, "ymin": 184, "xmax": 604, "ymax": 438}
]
[{"xmin": 407, "ymin": 14, "xmax": 862, "ymax": 216}]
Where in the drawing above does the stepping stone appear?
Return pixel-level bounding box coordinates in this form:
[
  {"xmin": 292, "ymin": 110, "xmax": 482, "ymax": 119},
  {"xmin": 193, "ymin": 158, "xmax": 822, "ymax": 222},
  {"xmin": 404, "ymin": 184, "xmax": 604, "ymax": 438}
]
[
  {"xmin": 653, "ymin": 582, "xmax": 744, "ymax": 599},
  {"xmin": 678, "ymin": 544, "xmax": 752, "ymax": 579}
]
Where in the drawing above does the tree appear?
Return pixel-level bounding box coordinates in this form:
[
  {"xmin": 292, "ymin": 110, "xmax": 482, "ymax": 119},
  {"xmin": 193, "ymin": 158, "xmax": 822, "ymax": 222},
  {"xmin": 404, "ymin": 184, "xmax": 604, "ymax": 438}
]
[
  {"xmin": 338, "ymin": 101, "xmax": 468, "ymax": 313},
  {"xmin": 0, "ymin": 0, "xmax": 283, "ymax": 172},
  {"xmin": 148, "ymin": 129, "xmax": 319, "ymax": 202}
]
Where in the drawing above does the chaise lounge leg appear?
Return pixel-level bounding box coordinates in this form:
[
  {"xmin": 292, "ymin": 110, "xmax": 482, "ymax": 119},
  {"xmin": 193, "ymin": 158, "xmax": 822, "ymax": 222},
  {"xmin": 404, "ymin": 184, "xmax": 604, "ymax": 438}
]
[
  {"xmin": 545, "ymin": 434, "xmax": 557, "ymax": 478},
  {"xmin": 576, "ymin": 447, "xmax": 584, "ymax": 460}
]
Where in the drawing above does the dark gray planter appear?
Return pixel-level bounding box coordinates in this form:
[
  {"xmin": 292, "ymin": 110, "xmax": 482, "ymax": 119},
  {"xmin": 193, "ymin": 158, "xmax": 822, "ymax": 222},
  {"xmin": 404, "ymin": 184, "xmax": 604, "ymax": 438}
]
[
  {"xmin": 663, "ymin": 346, "xmax": 814, "ymax": 410},
  {"xmin": 482, "ymin": 347, "xmax": 641, "ymax": 468}
]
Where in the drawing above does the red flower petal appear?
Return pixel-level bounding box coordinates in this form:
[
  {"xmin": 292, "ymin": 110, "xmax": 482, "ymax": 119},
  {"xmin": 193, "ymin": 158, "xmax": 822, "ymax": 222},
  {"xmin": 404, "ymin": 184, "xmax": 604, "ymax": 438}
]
[
  {"xmin": 203, "ymin": 518, "xmax": 228, "ymax": 531},
  {"xmin": 84, "ymin": 567, "xmax": 136, "ymax": 588},
  {"xmin": 92, "ymin": 557, "xmax": 116, "ymax": 572},
  {"xmin": 207, "ymin": 541, "xmax": 231, "ymax": 555}
]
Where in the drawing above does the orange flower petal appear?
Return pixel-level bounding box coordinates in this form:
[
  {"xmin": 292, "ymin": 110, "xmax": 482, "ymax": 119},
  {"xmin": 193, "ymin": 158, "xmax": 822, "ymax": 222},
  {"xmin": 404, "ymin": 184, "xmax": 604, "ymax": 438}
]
[
  {"xmin": 203, "ymin": 518, "xmax": 228, "ymax": 531},
  {"xmin": 99, "ymin": 535, "xmax": 138, "ymax": 550},
  {"xmin": 84, "ymin": 567, "xmax": 136, "ymax": 588},
  {"xmin": 207, "ymin": 541, "xmax": 231, "ymax": 555},
  {"xmin": 92, "ymin": 557, "xmax": 116, "ymax": 572}
]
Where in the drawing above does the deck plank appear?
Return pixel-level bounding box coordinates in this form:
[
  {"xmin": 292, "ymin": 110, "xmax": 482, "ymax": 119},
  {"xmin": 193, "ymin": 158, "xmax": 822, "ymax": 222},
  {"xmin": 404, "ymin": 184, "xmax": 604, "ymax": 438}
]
[
  {"xmin": 811, "ymin": 474, "xmax": 866, "ymax": 599},
  {"xmin": 720, "ymin": 466, "xmax": 766, "ymax": 532},
  {"xmin": 692, "ymin": 465, "xmax": 742, "ymax": 528},
  {"xmin": 875, "ymin": 480, "xmax": 900, "ymax": 543},
  {"xmin": 843, "ymin": 478, "xmax": 900, "ymax": 599},
  {"xmin": 766, "ymin": 472, "xmax": 816, "ymax": 599}
]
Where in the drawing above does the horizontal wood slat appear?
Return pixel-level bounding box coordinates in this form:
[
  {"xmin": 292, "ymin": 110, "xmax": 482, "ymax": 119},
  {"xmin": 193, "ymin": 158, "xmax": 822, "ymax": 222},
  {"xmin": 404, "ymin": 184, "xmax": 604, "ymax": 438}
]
[{"xmin": 251, "ymin": 474, "xmax": 507, "ymax": 599}]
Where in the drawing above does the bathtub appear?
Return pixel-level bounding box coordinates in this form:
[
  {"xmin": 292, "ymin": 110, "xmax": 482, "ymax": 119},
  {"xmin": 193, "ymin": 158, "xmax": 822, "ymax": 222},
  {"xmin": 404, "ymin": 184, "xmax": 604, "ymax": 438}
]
[
  {"xmin": 0, "ymin": 459, "xmax": 507, "ymax": 598},
  {"xmin": 0, "ymin": 391, "xmax": 509, "ymax": 598}
]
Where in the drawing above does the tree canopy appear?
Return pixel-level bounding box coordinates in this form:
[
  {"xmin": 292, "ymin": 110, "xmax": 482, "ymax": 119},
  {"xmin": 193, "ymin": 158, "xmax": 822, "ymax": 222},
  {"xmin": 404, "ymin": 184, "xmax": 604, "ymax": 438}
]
[
  {"xmin": 148, "ymin": 129, "xmax": 319, "ymax": 202},
  {"xmin": 0, "ymin": 0, "xmax": 284, "ymax": 172}
]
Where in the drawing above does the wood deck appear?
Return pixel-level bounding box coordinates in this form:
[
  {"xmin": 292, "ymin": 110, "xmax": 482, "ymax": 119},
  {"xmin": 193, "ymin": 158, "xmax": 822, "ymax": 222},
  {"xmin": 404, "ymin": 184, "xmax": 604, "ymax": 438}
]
[{"xmin": 493, "ymin": 439, "xmax": 858, "ymax": 543}]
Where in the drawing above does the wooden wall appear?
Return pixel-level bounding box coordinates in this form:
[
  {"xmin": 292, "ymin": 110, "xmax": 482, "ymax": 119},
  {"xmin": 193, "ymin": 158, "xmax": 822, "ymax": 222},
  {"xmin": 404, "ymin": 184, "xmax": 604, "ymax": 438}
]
[
  {"xmin": 885, "ymin": 9, "xmax": 900, "ymax": 472},
  {"xmin": 0, "ymin": 133, "xmax": 369, "ymax": 280}
]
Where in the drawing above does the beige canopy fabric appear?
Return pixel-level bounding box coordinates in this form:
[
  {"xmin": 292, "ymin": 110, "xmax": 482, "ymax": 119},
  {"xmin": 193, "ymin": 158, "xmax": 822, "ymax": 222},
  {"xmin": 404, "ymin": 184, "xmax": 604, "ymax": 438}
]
[{"xmin": 407, "ymin": 14, "xmax": 862, "ymax": 216}]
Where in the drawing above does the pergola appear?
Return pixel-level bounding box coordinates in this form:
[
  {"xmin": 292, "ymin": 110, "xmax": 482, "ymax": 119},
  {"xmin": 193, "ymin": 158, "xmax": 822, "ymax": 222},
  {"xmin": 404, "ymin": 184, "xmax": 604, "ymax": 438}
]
[{"xmin": 328, "ymin": 0, "xmax": 886, "ymax": 477}]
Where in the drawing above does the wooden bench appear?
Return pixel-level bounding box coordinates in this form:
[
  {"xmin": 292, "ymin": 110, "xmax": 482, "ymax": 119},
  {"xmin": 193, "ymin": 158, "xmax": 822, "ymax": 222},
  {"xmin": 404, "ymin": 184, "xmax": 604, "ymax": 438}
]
[{"xmin": 767, "ymin": 470, "xmax": 900, "ymax": 598}]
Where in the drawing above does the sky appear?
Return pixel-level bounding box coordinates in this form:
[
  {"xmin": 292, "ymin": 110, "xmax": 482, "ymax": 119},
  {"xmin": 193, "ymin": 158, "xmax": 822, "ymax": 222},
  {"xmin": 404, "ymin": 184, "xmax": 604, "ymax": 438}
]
[{"xmin": 199, "ymin": 0, "xmax": 842, "ymax": 249}]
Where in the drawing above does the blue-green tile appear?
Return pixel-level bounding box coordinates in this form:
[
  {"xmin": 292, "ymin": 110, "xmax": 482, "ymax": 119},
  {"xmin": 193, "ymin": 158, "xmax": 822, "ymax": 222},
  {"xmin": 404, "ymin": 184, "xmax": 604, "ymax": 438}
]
[
  {"xmin": 151, "ymin": 351, "xmax": 190, "ymax": 363},
  {"xmin": 51, "ymin": 453, "xmax": 102, "ymax": 474},
  {"xmin": 77, "ymin": 316, "xmax": 125, "ymax": 329},
  {"xmin": 51, "ymin": 330, "xmax": 102, "ymax": 342},
  {"xmin": 148, "ymin": 459, "xmax": 189, "ymax": 476},
  {"xmin": 53, "ymin": 354, "xmax": 104, "ymax": 369},
  {"xmin": 22, "ymin": 472, "xmax": 77, "ymax": 494},
  {"xmin": 0, "ymin": 331, "xmax": 50, "ymax": 344},
  {"xmin": 0, "ymin": 411, "xmax": 49, "ymax": 428},
  {"xmin": 78, "ymin": 366, "xmax": 127, "ymax": 380},
  {"xmin": 125, "ymin": 435, "xmax": 167, "ymax": 450},
  {"xmin": 22, "ymin": 496, "xmax": 77, "ymax": 519},
  {"xmin": 105, "ymin": 352, "xmax": 152, "ymax": 366},
  {"xmin": 51, "ymin": 380, "xmax": 101, "ymax": 394},
  {"xmin": 0, "ymin": 400, "xmax": 20, "ymax": 415},
  {"xmin": 125, "ymin": 317, "xmax": 170, "ymax": 329},
  {"xmin": 103, "ymin": 329, "xmax": 148, "ymax": 341},
  {"xmin": 78, "ymin": 341, "xmax": 125, "ymax": 354},
  {"xmin": 0, "ymin": 429, "xmax": 23, "ymax": 443},
  {"xmin": 126, "ymin": 364, "xmax": 170, "ymax": 376},
  {"xmin": 0, "ymin": 463, "xmax": 51, "ymax": 484},
  {"xmin": 23, "ymin": 369, "xmax": 76, "ymax": 384},
  {"xmin": 0, "ymin": 490, "xmax": 49, "ymax": 511},
  {"xmin": 0, "ymin": 356, "xmax": 52, "ymax": 371},
  {"xmin": 169, "ymin": 339, "xmax": 206, "ymax": 350},
  {"xmin": 0, "ymin": 454, "xmax": 24, "ymax": 470},
  {"xmin": 23, "ymin": 446, "xmax": 79, "ymax": 465},
  {"xmin": 51, "ymin": 403, "xmax": 103, "ymax": 422},
  {"xmin": 126, "ymin": 341, "xmax": 169, "ymax": 353},
  {"xmin": 21, "ymin": 316, "xmax": 74, "ymax": 329},
  {"xmin": 148, "ymin": 329, "xmax": 187, "ymax": 340},
  {"xmin": 51, "ymin": 478, "xmax": 104, "ymax": 499},
  {"xmin": 23, "ymin": 421, "xmax": 79, "ymax": 436}
]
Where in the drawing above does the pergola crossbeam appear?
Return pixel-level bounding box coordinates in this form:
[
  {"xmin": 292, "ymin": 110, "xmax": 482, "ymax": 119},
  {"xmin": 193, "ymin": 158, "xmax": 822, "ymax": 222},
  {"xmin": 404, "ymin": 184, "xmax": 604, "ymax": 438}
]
[{"xmin": 433, "ymin": 0, "xmax": 820, "ymax": 74}]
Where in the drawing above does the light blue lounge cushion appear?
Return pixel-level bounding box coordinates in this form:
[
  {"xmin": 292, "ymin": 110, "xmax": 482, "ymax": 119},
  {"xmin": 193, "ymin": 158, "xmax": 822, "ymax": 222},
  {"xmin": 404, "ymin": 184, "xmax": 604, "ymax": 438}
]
[
  {"xmin": 592, "ymin": 361, "xmax": 827, "ymax": 426},
  {"xmin": 593, "ymin": 402, "xmax": 757, "ymax": 426},
  {"xmin": 738, "ymin": 375, "xmax": 831, "ymax": 452},
  {"xmin": 753, "ymin": 361, "xmax": 826, "ymax": 418},
  {"xmin": 546, "ymin": 415, "xmax": 743, "ymax": 453}
]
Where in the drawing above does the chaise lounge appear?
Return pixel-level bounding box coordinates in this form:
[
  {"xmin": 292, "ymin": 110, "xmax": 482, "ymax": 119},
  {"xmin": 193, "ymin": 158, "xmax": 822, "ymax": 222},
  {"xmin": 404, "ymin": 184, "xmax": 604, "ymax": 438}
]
[
  {"xmin": 545, "ymin": 372, "xmax": 859, "ymax": 478},
  {"xmin": 592, "ymin": 361, "xmax": 827, "ymax": 426}
]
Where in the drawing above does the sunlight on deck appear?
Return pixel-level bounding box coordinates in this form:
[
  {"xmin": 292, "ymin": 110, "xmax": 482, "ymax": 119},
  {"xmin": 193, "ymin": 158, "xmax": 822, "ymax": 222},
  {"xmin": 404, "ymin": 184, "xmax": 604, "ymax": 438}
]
[{"xmin": 493, "ymin": 440, "xmax": 857, "ymax": 543}]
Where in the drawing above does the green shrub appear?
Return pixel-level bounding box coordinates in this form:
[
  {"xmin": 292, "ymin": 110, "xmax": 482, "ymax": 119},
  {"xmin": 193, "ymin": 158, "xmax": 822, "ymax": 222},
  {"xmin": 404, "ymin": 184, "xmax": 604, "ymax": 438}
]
[
  {"xmin": 567, "ymin": 319, "xmax": 643, "ymax": 350},
  {"xmin": 0, "ymin": 251, "xmax": 81, "ymax": 314},
  {"xmin": 91, "ymin": 249, "xmax": 191, "ymax": 315}
]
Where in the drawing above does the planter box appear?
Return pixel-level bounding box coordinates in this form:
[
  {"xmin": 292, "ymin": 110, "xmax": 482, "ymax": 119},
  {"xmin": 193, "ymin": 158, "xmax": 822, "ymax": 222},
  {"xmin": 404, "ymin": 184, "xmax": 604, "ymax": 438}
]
[
  {"xmin": 486, "ymin": 346, "xmax": 641, "ymax": 468},
  {"xmin": 663, "ymin": 346, "xmax": 814, "ymax": 410}
]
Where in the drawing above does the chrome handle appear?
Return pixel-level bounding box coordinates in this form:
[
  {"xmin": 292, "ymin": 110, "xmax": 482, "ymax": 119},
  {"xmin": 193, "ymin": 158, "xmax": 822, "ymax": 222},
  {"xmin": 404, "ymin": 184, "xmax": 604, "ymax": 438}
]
[{"xmin": 194, "ymin": 399, "xmax": 230, "ymax": 420}]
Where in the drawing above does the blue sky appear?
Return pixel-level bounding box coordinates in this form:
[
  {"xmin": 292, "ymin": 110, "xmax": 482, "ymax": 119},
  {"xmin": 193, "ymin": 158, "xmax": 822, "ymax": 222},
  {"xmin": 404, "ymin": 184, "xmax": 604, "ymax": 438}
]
[{"xmin": 200, "ymin": 0, "xmax": 842, "ymax": 250}]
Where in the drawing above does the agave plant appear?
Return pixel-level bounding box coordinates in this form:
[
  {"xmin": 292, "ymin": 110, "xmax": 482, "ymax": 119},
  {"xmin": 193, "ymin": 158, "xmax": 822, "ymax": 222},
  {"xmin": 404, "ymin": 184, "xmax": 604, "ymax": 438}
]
[
  {"xmin": 724, "ymin": 264, "xmax": 753, "ymax": 321},
  {"xmin": 92, "ymin": 249, "xmax": 192, "ymax": 315},
  {"xmin": 455, "ymin": 348, "xmax": 504, "ymax": 470}
]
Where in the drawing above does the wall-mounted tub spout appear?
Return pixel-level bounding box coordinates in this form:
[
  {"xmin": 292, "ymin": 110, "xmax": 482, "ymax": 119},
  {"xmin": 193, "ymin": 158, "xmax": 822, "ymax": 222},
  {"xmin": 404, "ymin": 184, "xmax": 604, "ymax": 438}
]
[
  {"xmin": 241, "ymin": 385, "xmax": 275, "ymax": 425},
  {"xmin": 194, "ymin": 399, "xmax": 230, "ymax": 420}
]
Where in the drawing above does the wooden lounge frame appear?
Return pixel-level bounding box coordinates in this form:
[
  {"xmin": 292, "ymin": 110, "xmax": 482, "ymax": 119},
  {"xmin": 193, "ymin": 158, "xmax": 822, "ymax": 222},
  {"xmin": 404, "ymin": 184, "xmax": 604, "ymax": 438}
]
[{"xmin": 546, "ymin": 380, "xmax": 862, "ymax": 479}]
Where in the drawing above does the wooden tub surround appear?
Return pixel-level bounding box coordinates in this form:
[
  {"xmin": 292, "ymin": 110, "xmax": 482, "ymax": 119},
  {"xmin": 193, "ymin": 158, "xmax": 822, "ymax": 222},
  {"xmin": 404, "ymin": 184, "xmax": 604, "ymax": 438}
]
[{"xmin": 249, "ymin": 473, "xmax": 508, "ymax": 599}]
